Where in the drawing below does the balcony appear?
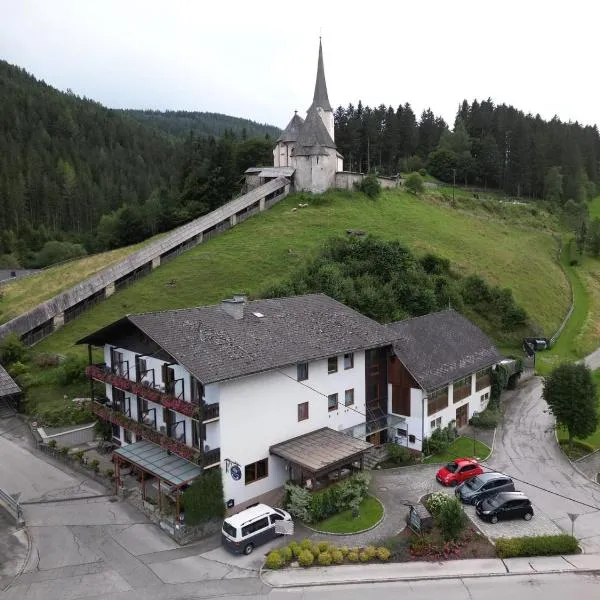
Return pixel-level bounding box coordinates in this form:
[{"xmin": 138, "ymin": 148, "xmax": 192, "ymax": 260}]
[
  {"xmin": 89, "ymin": 400, "xmax": 219, "ymax": 468},
  {"xmin": 86, "ymin": 364, "xmax": 197, "ymax": 418},
  {"xmin": 203, "ymin": 403, "xmax": 220, "ymax": 422}
]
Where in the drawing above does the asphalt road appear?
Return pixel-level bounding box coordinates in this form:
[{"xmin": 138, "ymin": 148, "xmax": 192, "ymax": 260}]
[{"xmin": 486, "ymin": 375, "xmax": 600, "ymax": 552}]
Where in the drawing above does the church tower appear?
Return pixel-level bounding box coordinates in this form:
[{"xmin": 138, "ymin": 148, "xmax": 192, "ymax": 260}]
[{"xmin": 309, "ymin": 38, "xmax": 334, "ymax": 142}]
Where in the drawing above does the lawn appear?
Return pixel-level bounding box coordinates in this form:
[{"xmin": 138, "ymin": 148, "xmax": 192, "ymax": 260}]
[
  {"xmin": 0, "ymin": 234, "xmax": 163, "ymax": 325},
  {"xmin": 310, "ymin": 495, "xmax": 383, "ymax": 534},
  {"xmin": 424, "ymin": 437, "xmax": 491, "ymax": 464},
  {"xmin": 33, "ymin": 187, "xmax": 569, "ymax": 359}
]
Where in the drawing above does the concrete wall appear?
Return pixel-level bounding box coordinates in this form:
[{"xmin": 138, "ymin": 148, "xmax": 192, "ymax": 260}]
[
  {"xmin": 0, "ymin": 177, "xmax": 290, "ymax": 346},
  {"xmin": 335, "ymin": 171, "xmax": 401, "ymax": 191},
  {"xmin": 37, "ymin": 422, "xmax": 97, "ymax": 447},
  {"xmin": 218, "ymin": 351, "xmax": 366, "ymax": 507},
  {"xmin": 295, "ymin": 151, "xmax": 338, "ymax": 193}
]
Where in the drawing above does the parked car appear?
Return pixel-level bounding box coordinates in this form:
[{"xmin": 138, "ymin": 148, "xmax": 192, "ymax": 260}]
[
  {"xmin": 436, "ymin": 458, "xmax": 483, "ymax": 487},
  {"xmin": 475, "ymin": 491, "xmax": 534, "ymax": 523},
  {"xmin": 455, "ymin": 472, "xmax": 515, "ymax": 504},
  {"xmin": 221, "ymin": 504, "xmax": 292, "ymax": 555}
]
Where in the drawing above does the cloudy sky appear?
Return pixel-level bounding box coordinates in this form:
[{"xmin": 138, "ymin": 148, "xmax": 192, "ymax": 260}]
[{"xmin": 1, "ymin": 0, "xmax": 598, "ymax": 130}]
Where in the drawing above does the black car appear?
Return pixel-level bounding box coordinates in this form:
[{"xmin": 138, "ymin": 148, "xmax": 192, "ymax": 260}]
[
  {"xmin": 475, "ymin": 491, "xmax": 534, "ymax": 523},
  {"xmin": 455, "ymin": 472, "xmax": 515, "ymax": 505}
]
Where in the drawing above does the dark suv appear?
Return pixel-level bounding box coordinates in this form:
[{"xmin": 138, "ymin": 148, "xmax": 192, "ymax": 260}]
[
  {"xmin": 455, "ymin": 472, "xmax": 515, "ymax": 505},
  {"xmin": 476, "ymin": 491, "xmax": 534, "ymax": 523}
]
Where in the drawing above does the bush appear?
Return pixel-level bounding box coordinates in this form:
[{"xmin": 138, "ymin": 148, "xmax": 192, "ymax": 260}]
[
  {"xmin": 318, "ymin": 551, "xmax": 332, "ymax": 566},
  {"xmin": 298, "ymin": 549, "xmax": 314, "ymax": 567},
  {"xmin": 376, "ymin": 546, "xmax": 391, "ymax": 561},
  {"xmin": 418, "ymin": 168, "xmax": 427, "ymax": 177},
  {"xmin": 386, "ymin": 443, "xmax": 412, "ymax": 466},
  {"xmin": 8, "ymin": 361, "xmax": 29, "ymax": 377},
  {"xmin": 265, "ymin": 551, "xmax": 284, "ymax": 569},
  {"xmin": 0, "ymin": 334, "xmax": 27, "ymax": 366},
  {"xmin": 340, "ymin": 545, "xmax": 349, "ymax": 557},
  {"xmin": 423, "ymin": 424, "xmax": 456, "ymax": 456},
  {"xmin": 317, "ymin": 541, "xmax": 330, "ymax": 552},
  {"xmin": 47, "ymin": 439, "xmax": 57, "ymax": 449},
  {"xmin": 469, "ymin": 407, "xmax": 500, "ymax": 429},
  {"xmin": 360, "ymin": 173, "xmax": 382, "ymax": 199},
  {"xmin": 74, "ymin": 450, "xmax": 86, "ymax": 464},
  {"xmin": 89, "ymin": 459, "xmax": 100, "ymax": 473},
  {"xmin": 58, "ymin": 446, "xmax": 69, "ymax": 456},
  {"xmin": 496, "ymin": 534, "xmax": 579, "ymax": 558},
  {"xmin": 347, "ymin": 550, "xmax": 359, "ymax": 562},
  {"xmin": 300, "ymin": 539, "xmax": 313, "ymax": 550},
  {"xmin": 435, "ymin": 496, "xmax": 467, "ymax": 541},
  {"xmin": 425, "ymin": 492, "xmax": 454, "ymax": 517},
  {"xmin": 181, "ymin": 467, "xmax": 225, "ymax": 525},
  {"xmin": 289, "ymin": 541, "xmax": 302, "ymax": 558},
  {"xmin": 331, "ymin": 549, "xmax": 344, "ymax": 564},
  {"xmin": 104, "ymin": 468, "xmax": 114, "ymax": 479},
  {"xmin": 405, "ymin": 172, "xmax": 425, "ymax": 195},
  {"xmin": 310, "ymin": 544, "xmax": 321, "ymax": 559},
  {"xmin": 284, "ymin": 481, "xmax": 311, "ymax": 522},
  {"xmin": 57, "ymin": 357, "xmax": 88, "ymax": 385},
  {"xmin": 281, "ymin": 545, "xmax": 293, "ymax": 561},
  {"xmin": 358, "ymin": 551, "xmax": 369, "ymax": 562}
]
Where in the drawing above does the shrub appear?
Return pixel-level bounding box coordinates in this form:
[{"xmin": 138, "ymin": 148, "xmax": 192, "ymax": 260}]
[
  {"xmin": 425, "ymin": 492, "xmax": 454, "ymax": 517},
  {"xmin": 298, "ymin": 549, "xmax": 314, "ymax": 567},
  {"xmin": 435, "ymin": 496, "xmax": 467, "ymax": 541},
  {"xmin": 376, "ymin": 546, "xmax": 391, "ymax": 561},
  {"xmin": 265, "ymin": 551, "xmax": 284, "ymax": 569},
  {"xmin": 0, "ymin": 333, "xmax": 27, "ymax": 365},
  {"xmin": 317, "ymin": 541, "xmax": 330, "ymax": 552},
  {"xmin": 469, "ymin": 407, "xmax": 500, "ymax": 429},
  {"xmin": 181, "ymin": 467, "xmax": 225, "ymax": 525},
  {"xmin": 358, "ymin": 551, "xmax": 369, "ymax": 562},
  {"xmin": 89, "ymin": 459, "xmax": 100, "ymax": 473},
  {"xmin": 405, "ymin": 172, "xmax": 425, "ymax": 195},
  {"xmin": 310, "ymin": 544, "xmax": 321, "ymax": 559},
  {"xmin": 305, "ymin": 472, "xmax": 371, "ymax": 522},
  {"xmin": 318, "ymin": 551, "xmax": 332, "ymax": 566},
  {"xmin": 58, "ymin": 446, "xmax": 69, "ymax": 456},
  {"xmin": 300, "ymin": 539, "xmax": 313, "ymax": 550},
  {"xmin": 347, "ymin": 551, "xmax": 359, "ymax": 562},
  {"xmin": 285, "ymin": 482, "xmax": 312, "ymax": 522},
  {"xmin": 418, "ymin": 168, "xmax": 427, "ymax": 177},
  {"xmin": 57, "ymin": 357, "xmax": 88, "ymax": 385},
  {"xmin": 360, "ymin": 173, "xmax": 382, "ymax": 199},
  {"xmin": 47, "ymin": 439, "xmax": 57, "ymax": 449},
  {"xmin": 423, "ymin": 423, "xmax": 456, "ymax": 455},
  {"xmin": 289, "ymin": 541, "xmax": 302, "ymax": 558},
  {"xmin": 496, "ymin": 534, "xmax": 579, "ymax": 558},
  {"xmin": 340, "ymin": 545, "xmax": 349, "ymax": 557},
  {"xmin": 364, "ymin": 545, "xmax": 377, "ymax": 559},
  {"xmin": 331, "ymin": 549, "xmax": 344, "ymax": 564},
  {"xmin": 386, "ymin": 443, "xmax": 412, "ymax": 466},
  {"xmin": 8, "ymin": 361, "xmax": 28, "ymax": 376},
  {"xmin": 280, "ymin": 545, "xmax": 293, "ymax": 562},
  {"xmin": 74, "ymin": 450, "xmax": 86, "ymax": 464},
  {"xmin": 104, "ymin": 468, "xmax": 114, "ymax": 479}
]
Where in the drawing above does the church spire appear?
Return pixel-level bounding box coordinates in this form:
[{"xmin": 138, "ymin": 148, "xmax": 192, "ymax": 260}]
[{"xmin": 311, "ymin": 38, "xmax": 332, "ymax": 112}]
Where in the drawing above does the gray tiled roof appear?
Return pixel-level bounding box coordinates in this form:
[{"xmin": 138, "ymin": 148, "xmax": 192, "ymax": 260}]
[
  {"xmin": 0, "ymin": 364, "xmax": 21, "ymax": 398},
  {"xmin": 387, "ymin": 309, "xmax": 502, "ymax": 392},
  {"xmin": 82, "ymin": 294, "xmax": 394, "ymax": 385},
  {"xmin": 270, "ymin": 427, "xmax": 372, "ymax": 476},
  {"xmin": 276, "ymin": 113, "xmax": 305, "ymax": 143},
  {"xmin": 294, "ymin": 107, "xmax": 336, "ymax": 156},
  {"xmin": 310, "ymin": 39, "xmax": 332, "ymax": 112}
]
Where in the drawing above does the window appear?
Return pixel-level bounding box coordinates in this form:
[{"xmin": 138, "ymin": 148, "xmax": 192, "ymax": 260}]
[
  {"xmin": 124, "ymin": 429, "xmax": 132, "ymax": 444},
  {"xmin": 476, "ymin": 367, "xmax": 492, "ymax": 391},
  {"xmin": 344, "ymin": 389, "xmax": 355, "ymax": 407},
  {"xmin": 328, "ymin": 393, "xmax": 338, "ymax": 411},
  {"xmin": 270, "ymin": 514, "xmax": 284, "ymax": 524},
  {"xmin": 343, "ymin": 352, "xmax": 354, "ymax": 370},
  {"xmin": 427, "ymin": 387, "xmax": 449, "ymax": 416},
  {"xmin": 430, "ymin": 417, "xmax": 442, "ymax": 429},
  {"xmin": 328, "ymin": 356, "xmax": 338, "ymax": 374},
  {"xmin": 408, "ymin": 434, "xmax": 416, "ymax": 444},
  {"xmin": 297, "ymin": 362, "xmax": 308, "ymax": 381},
  {"xmin": 453, "ymin": 375, "xmax": 472, "ymax": 402},
  {"xmin": 245, "ymin": 458, "xmax": 269, "ymax": 484},
  {"xmin": 396, "ymin": 427, "xmax": 407, "ymax": 438},
  {"xmin": 298, "ymin": 402, "xmax": 309, "ymax": 421},
  {"xmin": 241, "ymin": 516, "xmax": 269, "ymax": 536},
  {"xmin": 480, "ymin": 392, "xmax": 489, "ymax": 407}
]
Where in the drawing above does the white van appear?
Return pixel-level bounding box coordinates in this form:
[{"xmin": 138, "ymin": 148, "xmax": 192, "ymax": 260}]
[{"xmin": 221, "ymin": 503, "xmax": 292, "ymax": 555}]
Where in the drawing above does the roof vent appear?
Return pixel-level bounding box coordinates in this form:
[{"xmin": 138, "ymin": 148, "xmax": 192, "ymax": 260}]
[
  {"xmin": 220, "ymin": 297, "xmax": 245, "ymax": 320},
  {"xmin": 252, "ymin": 312, "xmax": 264, "ymax": 318}
]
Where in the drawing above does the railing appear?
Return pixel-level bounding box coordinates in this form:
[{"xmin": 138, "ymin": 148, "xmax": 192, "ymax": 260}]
[
  {"xmin": 203, "ymin": 403, "xmax": 220, "ymax": 421},
  {"xmin": 87, "ymin": 364, "xmax": 197, "ymax": 418},
  {"xmin": 89, "ymin": 400, "xmax": 201, "ymax": 462},
  {"xmin": 203, "ymin": 447, "xmax": 221, "ymax": 466},
  {"xmin": 0, "ymin": 485, "xmax": 22, "ymax": 522}
]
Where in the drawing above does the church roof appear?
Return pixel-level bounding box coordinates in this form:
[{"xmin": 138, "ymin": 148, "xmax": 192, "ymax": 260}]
[
  {"xmin": 294, "ymin": 107, "xmax": 336, "ymax": 156},
  {"xmin": 310, "ymin": 39, "xmax": 332, "ymax": 112},
  {"xmin": 276, "ymin": 113, "xmax": 305, "ymax": 143}
]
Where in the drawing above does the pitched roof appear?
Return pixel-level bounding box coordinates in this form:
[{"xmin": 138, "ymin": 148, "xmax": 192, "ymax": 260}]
[
  {"xmin": 310, "ymin": 39, "xmax": 332, "ymax": 112},
  {"xmin": 294, "ymin": 107, "xmax": 336, "ymax": 156},
  {"xmin": 387, "ymin": 309, "xmax": 502, "ymax": 391},
  {"xmin": 78, "ymin": 294, "xmax": 394, "ymax": 385},
  {"xmin": 276, "ymin": 113, "xmax": 305, "ymax": 143},
  {"xmin": 0, "ymin": 364, "xmax": 21, "ymax": 398}
]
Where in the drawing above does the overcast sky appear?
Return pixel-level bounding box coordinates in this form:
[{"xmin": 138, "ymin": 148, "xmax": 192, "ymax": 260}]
[{"xmin": 1, "ymin": 0, "xmax": 598, "ymax": 130}]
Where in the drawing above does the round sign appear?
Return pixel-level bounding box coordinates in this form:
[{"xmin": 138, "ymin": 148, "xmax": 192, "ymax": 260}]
[{"xmin": 230, "ymin": 465, "xmax": 242, "ymax": 481}]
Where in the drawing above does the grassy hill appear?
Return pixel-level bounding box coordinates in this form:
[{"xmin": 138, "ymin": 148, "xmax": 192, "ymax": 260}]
[{"xmin": 33, "ymin": 187, "xmax": 569, "ymax": 358}]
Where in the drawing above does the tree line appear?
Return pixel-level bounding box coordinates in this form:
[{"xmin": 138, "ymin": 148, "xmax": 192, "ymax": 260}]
[
  {"xmin": 0, "ymin": 60, "xmax": 275, "ymax": 268},
  {"xmin": 334, "ymin": 99, "xmax": 600, "ymax": 204}
]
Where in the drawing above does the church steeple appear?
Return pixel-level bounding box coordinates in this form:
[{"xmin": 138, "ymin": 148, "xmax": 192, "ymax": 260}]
[{"xmin": 311, "ymin": 38, "xmax": 332, "ymax": 112}]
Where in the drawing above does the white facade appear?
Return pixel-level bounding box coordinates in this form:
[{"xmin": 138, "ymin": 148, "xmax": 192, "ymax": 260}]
[
  {"xmin": 293, "ymin": 152, "xmax": 339, "ymax": 194},
  {"xmin": 219, "ymin": 351, "xmax": 366, "ymax": 506},
  {"xmin": 388, "ymin": 373, "xmax": 492, "ymax": 453}
]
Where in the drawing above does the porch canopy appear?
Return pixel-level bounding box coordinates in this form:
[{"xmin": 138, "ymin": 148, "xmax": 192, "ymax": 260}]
[
  {"xmin": 114, "ymin": 440, "xmax": 202, "ymax": 487},
  {"xmin": 270, "ymin": 427, "xmax": 372, "ymax": 479},
  {"xmin": 0, "ymin": 364, "xmax": 21, "ymax": 410}
]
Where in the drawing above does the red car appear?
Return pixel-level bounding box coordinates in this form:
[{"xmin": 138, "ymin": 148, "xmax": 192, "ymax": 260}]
[{"xmin": 436, "ymin": 458, "xmax": 483, "ymax": 487}]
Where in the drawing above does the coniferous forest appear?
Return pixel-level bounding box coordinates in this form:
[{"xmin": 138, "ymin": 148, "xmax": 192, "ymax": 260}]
[{"xmin": 2, "ymin": 57, "xmax": 600, "ymax": 270}]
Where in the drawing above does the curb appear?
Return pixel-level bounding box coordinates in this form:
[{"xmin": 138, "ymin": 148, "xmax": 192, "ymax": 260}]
[
  {"xmin": 261, "ymin": 564, "xmax": 600, "ymax": 588},
  {"xmin": 302, "ymin": 495, "xmax": 386, "ymax": 537},
  {"xmin": 554, "ymin": 424, "xmax": 600, "ymax": 487}
]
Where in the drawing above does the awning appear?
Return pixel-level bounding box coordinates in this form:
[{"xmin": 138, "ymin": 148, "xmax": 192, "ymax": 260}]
[
  {"xmin": 0, "ymin": 365, "xmax": 21, "ymax": 398},
  {"xmin": 114, "ymin": 440, "xmax": 203, "ymax": 487},
  {"xmin": 269, "ymin": 427, "xmax": 372, "ymax": 478}
]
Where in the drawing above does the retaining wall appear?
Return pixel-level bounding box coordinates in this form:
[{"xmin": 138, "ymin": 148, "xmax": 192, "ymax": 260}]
[{"xmin": 0, "ymin": 177, "xmax": 290, "ymax": 346}]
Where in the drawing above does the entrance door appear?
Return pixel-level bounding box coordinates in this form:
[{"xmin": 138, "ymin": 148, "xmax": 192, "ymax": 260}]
[
  {"xmin": 455, "ymin": 404, "xmax": 469, "ymax": 428},
  {"xmin": 367, "ymin": 431, "xmax": 381, "ymax": 446}
]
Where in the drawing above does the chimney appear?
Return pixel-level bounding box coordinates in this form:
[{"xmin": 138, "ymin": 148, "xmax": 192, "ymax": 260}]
[{"xmin": 220, "ymin": 297, "xmax": 245, "ymax": 320}]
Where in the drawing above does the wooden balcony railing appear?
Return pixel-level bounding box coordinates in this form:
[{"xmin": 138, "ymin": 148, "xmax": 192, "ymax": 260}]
[{"xmin": 86, "ymin": 364, "xmax": 197, "ymax": 418}]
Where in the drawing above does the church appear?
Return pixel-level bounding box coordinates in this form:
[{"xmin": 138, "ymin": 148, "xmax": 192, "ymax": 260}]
[{"xmin": 245, "ymin": 40, "xmax": 344, "ymax": 194}]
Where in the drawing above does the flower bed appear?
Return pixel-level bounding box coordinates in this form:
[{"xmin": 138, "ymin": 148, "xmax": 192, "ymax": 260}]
[{"xmin": 309, "ymin": 495, "xmax": 383, "ymax": 534}]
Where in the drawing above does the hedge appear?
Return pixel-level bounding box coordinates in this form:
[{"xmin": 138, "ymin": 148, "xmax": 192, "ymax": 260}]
[{"xmin": 495, "ymin": 534, "xmax": 580, "ymax": 558}]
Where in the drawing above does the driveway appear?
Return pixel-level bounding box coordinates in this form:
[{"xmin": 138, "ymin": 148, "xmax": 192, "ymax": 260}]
[{"xmin": 485, "ymin": 376, "xmax": 600, "ymax": 552}]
